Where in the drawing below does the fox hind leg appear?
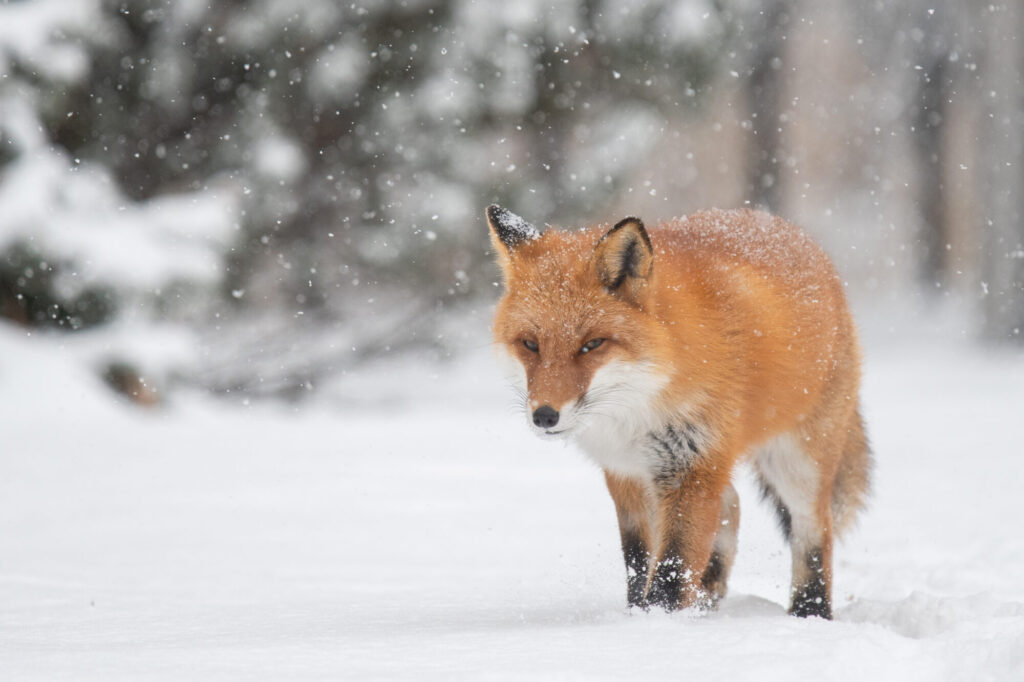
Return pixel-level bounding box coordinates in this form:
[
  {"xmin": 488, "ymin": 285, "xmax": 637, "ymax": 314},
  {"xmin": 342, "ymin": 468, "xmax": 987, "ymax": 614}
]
[
  {"xmin": 755, "ymin": 434, "xmax": 834, "ymax": 619},
  {"xmin": 700, "ymin": 482, "xmax": 740, "ymax": 605}
]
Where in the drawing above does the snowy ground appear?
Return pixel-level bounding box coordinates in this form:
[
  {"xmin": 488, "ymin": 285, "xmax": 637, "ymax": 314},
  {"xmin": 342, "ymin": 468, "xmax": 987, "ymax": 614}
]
[{"xmin": 3, "ymin": 322, "xmax": 1024, "ymax": 680}]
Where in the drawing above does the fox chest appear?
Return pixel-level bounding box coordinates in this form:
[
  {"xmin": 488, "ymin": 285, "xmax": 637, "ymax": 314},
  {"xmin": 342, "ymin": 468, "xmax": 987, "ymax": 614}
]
[{"xmin": 575, "ymin": 417, "xmax": 706, "ymax": 482}]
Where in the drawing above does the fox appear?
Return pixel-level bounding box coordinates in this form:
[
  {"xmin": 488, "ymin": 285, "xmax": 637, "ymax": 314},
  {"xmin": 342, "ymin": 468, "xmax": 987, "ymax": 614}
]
[{"xmin": 486, "ymin": 204, "xmax": 871, "ymax": 618}]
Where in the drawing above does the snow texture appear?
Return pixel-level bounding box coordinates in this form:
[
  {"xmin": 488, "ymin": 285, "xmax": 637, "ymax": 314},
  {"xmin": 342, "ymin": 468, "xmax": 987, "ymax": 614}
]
[{"xmin": 2, "ymin": 326, "xmax": 1024, "ymax": 680}]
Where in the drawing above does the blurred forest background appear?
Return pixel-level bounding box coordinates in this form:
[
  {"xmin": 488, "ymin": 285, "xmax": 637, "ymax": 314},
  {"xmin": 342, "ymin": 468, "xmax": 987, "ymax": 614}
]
[{"xmin": 1, "ymin": 0, "xmax": 1022, "ymax": 404}]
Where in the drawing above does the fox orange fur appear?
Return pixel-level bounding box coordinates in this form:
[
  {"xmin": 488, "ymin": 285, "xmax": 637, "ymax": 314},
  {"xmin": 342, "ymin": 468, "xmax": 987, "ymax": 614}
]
[{"xmin": 487, "ymin": 205, "xmax": 871, "ymax": 618}]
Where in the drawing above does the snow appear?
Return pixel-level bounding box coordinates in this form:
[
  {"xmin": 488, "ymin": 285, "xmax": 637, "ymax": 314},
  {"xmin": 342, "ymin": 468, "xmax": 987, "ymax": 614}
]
[
  {"xmin": 663, "ymin": 0, "xmax": 723, "ymax": 48},
  {"xmin": 254, "ymin": 135, "xmax": 307, "ymax": 183},
  {"xmin": 0, "ymin": 97, "xmax": 238, "ymax": 294},
  {"xmin": 3, "ymin": 323, "xmax": 1024, "ymax": 680},
  {"xmin": 308, "ymin": 41, "xmax": 371, "ymax": 102},
  {"xmin": 0, "ymin": 0, "xmax": 99, "ymax": 82}
]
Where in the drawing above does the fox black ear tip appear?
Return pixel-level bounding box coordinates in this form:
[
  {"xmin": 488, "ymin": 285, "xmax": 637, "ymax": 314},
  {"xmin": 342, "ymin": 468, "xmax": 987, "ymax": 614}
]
[
  {"xmin": 614, "ymin": 216, "xmax": 644, "ymax": 230},
  {"xmin": 486, "ymin": 204, "xmax": 503, "ymax": 220}
]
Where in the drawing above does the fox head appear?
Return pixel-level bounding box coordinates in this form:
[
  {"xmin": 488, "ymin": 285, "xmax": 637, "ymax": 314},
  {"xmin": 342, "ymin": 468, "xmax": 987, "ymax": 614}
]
[{"xmin": 487, "ymin": 205, "xmax": 672, "ymax": 438}]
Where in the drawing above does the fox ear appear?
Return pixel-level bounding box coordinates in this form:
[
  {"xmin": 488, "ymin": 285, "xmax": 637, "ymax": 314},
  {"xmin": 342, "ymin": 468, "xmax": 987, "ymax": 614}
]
[
  {"xmin": 593, "ymin": 217, "xmax": 653, "ymax": 303},
  {"xmin": 486, "ymin": 204, "xmax": 541, "ymax": 252}
]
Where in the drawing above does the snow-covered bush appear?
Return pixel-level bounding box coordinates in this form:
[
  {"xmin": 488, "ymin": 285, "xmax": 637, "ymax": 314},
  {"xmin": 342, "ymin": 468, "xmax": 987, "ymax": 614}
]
[
  {"xmin": 0, "ymin": 1, "xmax": 238, "ymax": 401},
  {"xmin": 3, "ymin": 0, "xmax": 730, "ymax": 398}
]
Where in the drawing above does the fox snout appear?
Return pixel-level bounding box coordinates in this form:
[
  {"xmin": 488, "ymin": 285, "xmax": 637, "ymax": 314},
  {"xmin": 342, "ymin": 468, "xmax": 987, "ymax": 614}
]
[
  {"xmin": 532, "ymin": 405, "xmax": 559, "ymax": 429},
  {"xmin": 528, "ymin": 398, "xmax": 583, "ymax": 436}
]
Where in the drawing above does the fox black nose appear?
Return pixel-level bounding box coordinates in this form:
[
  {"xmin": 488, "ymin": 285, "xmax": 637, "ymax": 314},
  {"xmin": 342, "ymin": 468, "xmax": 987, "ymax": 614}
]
[{"xmin": 533, "ymin": 405, "xmax": 559, "ymax": 429}]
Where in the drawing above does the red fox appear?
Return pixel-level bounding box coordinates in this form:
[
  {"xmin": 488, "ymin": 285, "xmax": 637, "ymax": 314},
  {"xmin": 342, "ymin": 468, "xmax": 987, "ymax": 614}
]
[{"xmin": 487, "ymin": 205, "xmax": 871, "ymax": 618}]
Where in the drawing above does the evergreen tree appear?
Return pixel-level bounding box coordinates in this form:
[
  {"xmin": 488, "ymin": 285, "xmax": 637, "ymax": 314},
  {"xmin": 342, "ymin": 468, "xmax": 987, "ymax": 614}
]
[{"xmin": 4, "ymin": 0, "xmax": 728, "ymax": 394}]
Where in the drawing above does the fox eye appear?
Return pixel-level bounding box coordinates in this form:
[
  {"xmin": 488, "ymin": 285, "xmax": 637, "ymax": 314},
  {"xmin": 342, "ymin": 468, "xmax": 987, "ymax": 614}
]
[
  {"xmin": 522, "ymin": 339, "xmax": 539, "ymax": 353},
  {"xmin": 579, "ymin": 338, "xmax": 605, "ymax": 354}
]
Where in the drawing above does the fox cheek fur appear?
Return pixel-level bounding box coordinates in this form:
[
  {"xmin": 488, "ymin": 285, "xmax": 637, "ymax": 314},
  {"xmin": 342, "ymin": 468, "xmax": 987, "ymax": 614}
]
[{"xmin": 487, "ymin": 204, "xmax": 872, "ymax": 618}]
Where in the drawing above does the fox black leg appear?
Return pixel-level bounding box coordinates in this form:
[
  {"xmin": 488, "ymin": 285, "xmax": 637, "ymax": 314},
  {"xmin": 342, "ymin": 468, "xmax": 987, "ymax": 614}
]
[
  {"xmin": 790, "ymin": 547, "xmax": 831, "ymax": 619},
  {"xmin": 700, "ymin": 551, "xmax": 726, "ymax": 600},
  {"xmin": 603, "ymin": 472, "xmax": 655, "ymax": 609},
  {"xmin": 700, "ymin": 483, "xmax": 739, "ymax": 606},
  {"xmin": 620, "ymin": 529, "xmax": 650, "ymax": 608},
  {"xmin": 645, "ymin": 542, "xmax": 684, "ymax": 610},
  {"xmin": 756, "ymin": 471, "xmax": 834, "ymax": 619}
]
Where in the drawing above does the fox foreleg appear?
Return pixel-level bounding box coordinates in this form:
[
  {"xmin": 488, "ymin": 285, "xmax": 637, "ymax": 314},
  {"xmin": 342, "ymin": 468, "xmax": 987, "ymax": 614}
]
[
  {"xmin": 644, "ymin": 462, "xmax": 733, "ymax": 612},
  {"xmin": 604, "ymin": 472, "xmax": 654, "ymax": 607}
]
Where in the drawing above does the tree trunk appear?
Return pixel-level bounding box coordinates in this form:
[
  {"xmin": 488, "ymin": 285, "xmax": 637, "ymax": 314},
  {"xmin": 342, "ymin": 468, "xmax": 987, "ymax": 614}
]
[
  {"xmin": 744, "ymin": 0, "xmax": 792, "ymax": 212},
  {"xmin": 911, "ymin": 57, "xmax": 950, "ymax": 286},
  {"xmin": 980, "ymin": 2, "xmax": 1024, "ymax": 342}
]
